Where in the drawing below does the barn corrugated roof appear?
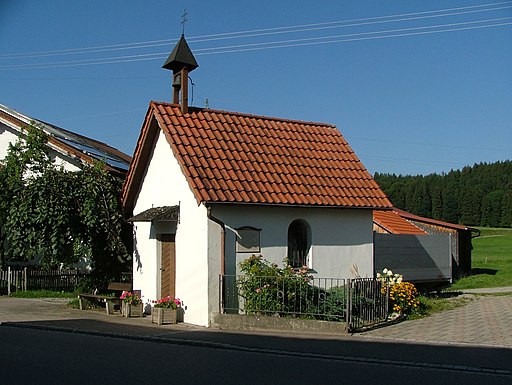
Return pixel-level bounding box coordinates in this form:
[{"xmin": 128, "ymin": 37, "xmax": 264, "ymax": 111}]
[{"xmin": 0, "ymin": 104, "xmax": 131, "ymax": 174}]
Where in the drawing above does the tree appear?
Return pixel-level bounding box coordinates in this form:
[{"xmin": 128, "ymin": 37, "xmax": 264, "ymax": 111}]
[
  {"xmin": 481, "ymin": 190, "xmax": 504, "ymax": 227},
  {"xmin": 501, "ymin": 188, "xmax": 512, "ymax": 228},
  {"xmin": 374, "ymin": 160, "xmax": 512, "ymax": 227},
  {"xmin": 0, "ymin": 124, "xmax": 129, "ymax": 276}
]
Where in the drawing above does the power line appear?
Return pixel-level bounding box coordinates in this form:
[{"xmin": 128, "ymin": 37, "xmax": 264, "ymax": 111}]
[
  {"xmin": 195, "ymin": 20, "xmax": 512, "ymax": 56},
  {"xmin": 0, "ymin": 17, "xmax": 510, "ymax": 70},
  {"xmin": 0, "ymin": 1, "xmax": 510, "ymax": 60},
  {"xmin": 189, "ymin": 4, "xmax": 512, "ymax": 44},
  {"xmin": 193, "ymin": 17, "xmax": 512, "ymax": 54}
]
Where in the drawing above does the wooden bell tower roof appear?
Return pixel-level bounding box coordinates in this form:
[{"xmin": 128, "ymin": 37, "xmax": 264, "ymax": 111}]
[{"xmin": 162, "ymin": 34, "xmax": 198, "ymax": 73}]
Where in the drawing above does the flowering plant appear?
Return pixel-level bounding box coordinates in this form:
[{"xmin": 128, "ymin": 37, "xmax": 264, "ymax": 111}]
[
  {"xmin": 376, "ymin": 268, "xmax": 420, "ymax": 316},
  {"xmin": 389, "ymin": 282, "xmax": 420, "ymax": 315},
  {"xmin": 120, "ymin": 291, "xmax": 141, "ymax": 305},
  {"xmin": 376, "ymin": 268, "xmax": 403, "ymax": 286},
  {"xmin": 238, "ymin": 255, "xmax": 315, "ymax": 316},
  {"xmin": 152, "ymin": 296, "xmax": 181, "ymax": 309}
]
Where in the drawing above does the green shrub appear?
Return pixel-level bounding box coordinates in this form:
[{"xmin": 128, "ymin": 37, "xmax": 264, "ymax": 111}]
[
  {"xmin": 321, "ymin": 286, "xmax": 347, "ymax": 321},
  {"xmin": 74, "ymin": 275, "xmax": 97, "ymax": 294},
  {"xmin": 238, "ymin": 255, "xmax": 317, "ymax": 317}
]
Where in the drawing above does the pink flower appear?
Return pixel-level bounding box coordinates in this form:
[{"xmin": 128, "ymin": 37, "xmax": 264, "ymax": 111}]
[{"xmin": 153, "ymin": 295, "xmax": 182, "ymax": 309}]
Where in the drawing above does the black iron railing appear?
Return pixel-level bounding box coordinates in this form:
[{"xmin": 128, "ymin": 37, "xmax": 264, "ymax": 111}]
[{"xmin": 219, "ymin": 275, "xmax": 389, "ymax": 331}]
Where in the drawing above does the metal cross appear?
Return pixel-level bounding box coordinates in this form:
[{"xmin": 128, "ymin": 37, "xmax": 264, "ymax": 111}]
[{"xmin": 181, "ymin": 9, "xmax": 188, "ymax": 35}]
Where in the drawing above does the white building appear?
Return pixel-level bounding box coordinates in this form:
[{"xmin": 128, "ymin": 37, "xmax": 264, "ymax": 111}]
[
  {"xmin": 0, "ymin": 103, "xmax": 131, "ymax": 175},
  {"xmin": 122, "ymin": 35, "xmax": 392, "ymax": 327}
]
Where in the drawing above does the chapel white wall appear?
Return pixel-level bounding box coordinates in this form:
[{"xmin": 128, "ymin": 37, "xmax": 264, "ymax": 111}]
[
  {"xmin": 132, "ymin": 128, "xmax": 210, "ymax": 326},
  {"xmin": 209, "ymin": 205, "xmax": 374, "ymax": 279}
]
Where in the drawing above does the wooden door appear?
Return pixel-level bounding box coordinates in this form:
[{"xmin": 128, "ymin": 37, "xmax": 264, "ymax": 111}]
[{"xmin": 158, "ymin": 234, "xmax": 176, "ymax": 298}]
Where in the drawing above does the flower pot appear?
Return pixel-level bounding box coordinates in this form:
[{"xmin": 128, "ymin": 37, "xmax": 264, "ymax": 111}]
[
  {"xmin": 122, "ymin": 302, "xmax": 144, "ymax": 317},
  {"xmin": 151, "ymin": 307, "xmax": 177, "ymax": 325}
]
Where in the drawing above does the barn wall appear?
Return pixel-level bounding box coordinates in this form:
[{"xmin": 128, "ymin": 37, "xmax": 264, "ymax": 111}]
[{"xmin": 374, "ymin": 233, "xmax": 452, "ymax": 284}]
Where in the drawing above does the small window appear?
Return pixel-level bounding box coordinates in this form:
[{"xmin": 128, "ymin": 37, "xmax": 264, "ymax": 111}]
[
  {"xmin": 287, "ymin": 220, "xmax": 310, "ymax": 268},
  {"xmin": 236, "ymin": 226, "xmax": 261, "ymax": 253}
]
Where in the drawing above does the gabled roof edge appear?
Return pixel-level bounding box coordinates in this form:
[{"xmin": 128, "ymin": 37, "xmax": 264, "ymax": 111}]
[
  {"xmin": 121, "ymin": 103, "xmax": 158, "ymax": 214},
  {"xmin": 393, "ymin": 208, "xmax": 477, "ymax": 232},
  {"xmin": 0, "ymin": 104, "xmax": 131, "ymax": 175}
]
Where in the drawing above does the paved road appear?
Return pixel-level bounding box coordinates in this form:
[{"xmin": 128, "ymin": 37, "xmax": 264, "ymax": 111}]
[
  {"xmin": 0, "ymin": 290, "xmax": 511, "ymax": 384},
  {"xmin": 1, "ymin": 322, "xmax": 511, "ymax": 385}
]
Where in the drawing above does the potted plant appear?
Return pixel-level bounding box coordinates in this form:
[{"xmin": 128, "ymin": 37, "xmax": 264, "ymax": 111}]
[
  {"xmin": 120, "ymin": 291, "xmax": 143, "ymax": 317},
  {"xmin": 151, "ymin": 296, "xmax": 181, "ymax": 325}
]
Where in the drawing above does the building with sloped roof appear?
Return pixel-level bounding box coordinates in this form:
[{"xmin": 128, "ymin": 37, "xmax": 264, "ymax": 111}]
[
  {"xmin": 373, "ymin": 209, "xmax": 427, "ymax": 235},
  {"xmin": 0, "ymin": 104, "xmax": 131, "ymax": 176},
  {"xmin": 122, "ymin": 35, "xmax": 392, "ymax": 326},
  {"xmin": 373, "ymin": 208, "xmax": 478, "ymax": 282}
]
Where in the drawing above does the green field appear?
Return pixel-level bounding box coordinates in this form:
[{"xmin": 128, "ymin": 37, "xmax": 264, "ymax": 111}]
[{"xmin": 450, "ymin": 227, "xmax": 512, "ymax": 290}]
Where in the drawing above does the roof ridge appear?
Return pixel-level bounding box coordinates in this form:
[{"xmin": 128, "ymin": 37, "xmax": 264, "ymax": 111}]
[
  {"xmin": 150, "ymin": 100, "xmax": 337, "ymax": 128},
  {"xmin": 0, "ymin": 103, "xmax": 131, "ymax": 171},
  {"xmin": 121, "ymin": 101, "xmax": 393, "ymax": 210},
  {"xmin": 392, "ymin": 208, "xmax": 473, "ymax": 231}
]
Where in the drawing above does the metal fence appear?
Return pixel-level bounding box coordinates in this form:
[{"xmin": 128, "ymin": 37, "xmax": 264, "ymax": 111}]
[
  {"xmin": 220, "ymin": 274, "xmax": 389, "ymax": 332},
  {"xmin": 0, "ymin": 267, "xmax": 89, "ymax": 295},
  {"xmin": 346, "ymin": 278, "xmax": 389, "ymax": 331}
]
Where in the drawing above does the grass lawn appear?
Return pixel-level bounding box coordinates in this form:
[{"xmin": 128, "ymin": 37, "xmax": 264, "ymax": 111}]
[
  {"xmin": 450, "ymin": 227, "xmax": 512, "ymax": 290},
  {"xmin": 9, "ymin": 289, "xmax": 76, "ymax": 299}
]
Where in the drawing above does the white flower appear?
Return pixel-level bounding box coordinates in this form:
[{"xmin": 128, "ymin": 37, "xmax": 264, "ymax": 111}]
[
  {"xmin": 383, "ymin": 268, "xmax": 388, "ymax": 274},
  {"xmin": 387, "ymin": 270, "xmax": 393, "ymax": 276},
  {"xmin": 397, "ymin": 277, "xmax": 403, "ymax": 284}
]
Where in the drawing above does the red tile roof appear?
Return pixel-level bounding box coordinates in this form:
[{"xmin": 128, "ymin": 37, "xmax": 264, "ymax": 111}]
[
  {"xmin": 123, "ymin": 102, "xmax": 392, "ymax": 212},
  {"xmin": 373, "ymin": 210, "xmax": 427, "ymax": 234}
]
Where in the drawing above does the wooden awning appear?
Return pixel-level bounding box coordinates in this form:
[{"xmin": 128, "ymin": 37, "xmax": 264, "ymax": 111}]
[{"xmin": 126, "ymin": 206, "xmax": 179, "ymax": 222}]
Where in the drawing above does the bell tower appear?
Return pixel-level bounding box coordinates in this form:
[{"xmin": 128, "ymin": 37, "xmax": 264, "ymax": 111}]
[{"xmin": 162, "ymin": 34, "xmax": 199, "ymax": 114}]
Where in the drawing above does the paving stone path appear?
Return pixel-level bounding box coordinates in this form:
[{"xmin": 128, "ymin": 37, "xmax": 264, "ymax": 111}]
[{"xmin": 354, "ymin": 292, "xmax": 512, "ymax": 348}]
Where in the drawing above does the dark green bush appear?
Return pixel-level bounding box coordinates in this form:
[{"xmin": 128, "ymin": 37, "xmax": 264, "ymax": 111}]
[
  {"xmin": 238, "ymin": 255, "xmax": 317, "ymax": 317},
  {"xmin": 321, "ymin": 286, "xmax": 347, "ymax": 321}
]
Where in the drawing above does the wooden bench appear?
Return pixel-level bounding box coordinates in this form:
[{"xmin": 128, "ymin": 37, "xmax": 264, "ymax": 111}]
[{"xmin": 78, "ymin": 282, "xmax": 132, "ymax": 315}]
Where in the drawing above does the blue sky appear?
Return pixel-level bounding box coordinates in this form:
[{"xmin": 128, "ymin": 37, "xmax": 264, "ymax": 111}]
[{"xmin": 1, "ymin": 0, "xmax": 511, "ymax": 176}]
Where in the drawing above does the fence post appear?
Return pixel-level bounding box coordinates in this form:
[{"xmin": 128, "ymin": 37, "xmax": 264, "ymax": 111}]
[
  {"xmin": 219, "ymin": 274, "xmax": 224, "ymax": 314},
  {"xmin": 346, "ymin": 279, "xmax": 351, "ymax": 331},
  {"xmin": 23, "ymin": 267, "xmax": 27, "ymax": 292},
  {"xmin": 7, "ymin": 266, "xmax": 11, "ymax": 296}
]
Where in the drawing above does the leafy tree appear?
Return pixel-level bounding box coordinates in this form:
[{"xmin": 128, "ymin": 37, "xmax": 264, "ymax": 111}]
[{"xmin": 0, "ymin": 124, "xmax": 129, "ymax": 276}]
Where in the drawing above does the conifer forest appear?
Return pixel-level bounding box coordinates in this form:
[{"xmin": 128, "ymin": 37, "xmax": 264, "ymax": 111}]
[{"xmin": 374, "ymin": 160, "xmax": 512, "ymax": 227}]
